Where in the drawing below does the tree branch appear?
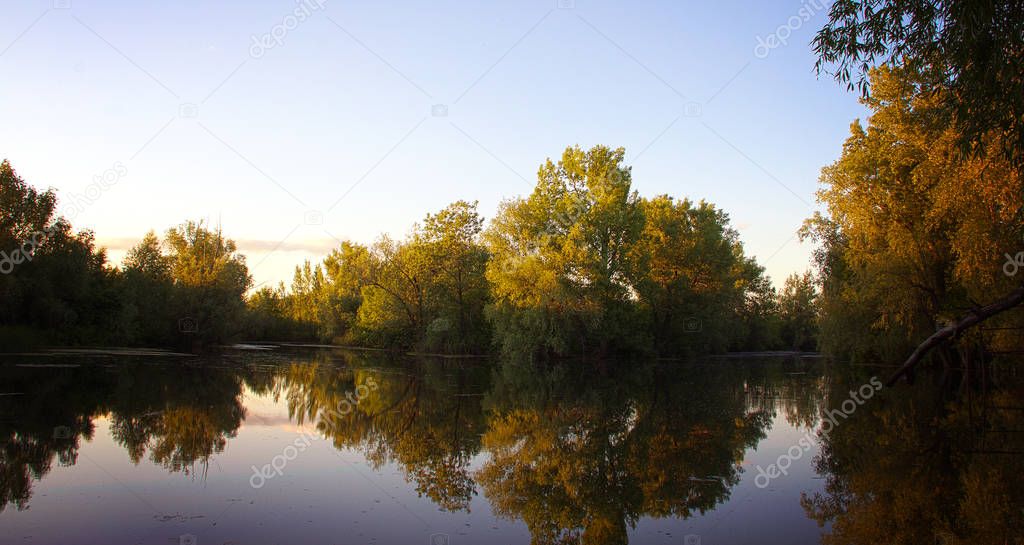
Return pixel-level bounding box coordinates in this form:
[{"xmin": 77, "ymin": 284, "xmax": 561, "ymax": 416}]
[{"xmin": 886, "ymin": 284, "xmax": 1024, "ymax": 386}]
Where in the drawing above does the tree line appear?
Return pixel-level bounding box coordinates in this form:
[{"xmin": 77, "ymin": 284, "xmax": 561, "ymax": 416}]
[{"xmin": 0, "ymin": 148, "xmax": 817, "ymax": 357}]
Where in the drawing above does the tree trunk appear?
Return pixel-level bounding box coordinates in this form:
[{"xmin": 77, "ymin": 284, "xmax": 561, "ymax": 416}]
[{"xmin": 886, "ymin": 285, "xmax": 1024, "ymax": 386}]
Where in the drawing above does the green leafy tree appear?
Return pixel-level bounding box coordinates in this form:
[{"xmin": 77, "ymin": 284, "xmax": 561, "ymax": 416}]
[
  {"xmin": 164, "ymin": 221, "xmax": 252, "ymax": 348},
  {"xmin": 778, "ymin": 272, "xmax": 818, "ymax": 351},
  {"xmin": 484, "ymin": 145, "xmax": 645, "ymax": 357},
  {"xmin": 630, "ymin": 195, "xmax": 773, "ymax": 355},
  {"xmin": 417, "ymin": 200, "xmax": 490, "ymax": 352},
  {"xmin": 0, "ymin": 160, "xmax": 117, "ymax": 346},
  {"xmin": 119, "ymin": 231, "xmax": 174, "ymax": 344}
]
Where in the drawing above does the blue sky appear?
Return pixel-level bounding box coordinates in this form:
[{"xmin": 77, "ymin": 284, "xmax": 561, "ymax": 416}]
[{"xmin": 0, "ymin": 0, "xmax": 864, "ymax": 290}]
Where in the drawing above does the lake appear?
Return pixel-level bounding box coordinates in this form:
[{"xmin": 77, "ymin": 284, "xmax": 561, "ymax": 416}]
[{"xmin": 0, "ymin": 346, "xmax": 1019, "ymax": 544}]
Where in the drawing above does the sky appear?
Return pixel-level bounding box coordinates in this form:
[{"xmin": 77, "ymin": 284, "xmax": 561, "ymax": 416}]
[{"xmin": 0, "ymin": 0, "xmax": 866, "ymax": 291}]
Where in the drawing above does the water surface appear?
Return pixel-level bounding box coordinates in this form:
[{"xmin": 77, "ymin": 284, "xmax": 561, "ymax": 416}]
[{"xmin": 1, "ymin": 347, "xmax": 1018, "ymax": 544}]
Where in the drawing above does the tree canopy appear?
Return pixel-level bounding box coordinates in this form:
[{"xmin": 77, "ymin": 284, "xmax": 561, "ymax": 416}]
[{"xmin": 814, "ymin": 0, "xmax": 1024, "ymax": 163}]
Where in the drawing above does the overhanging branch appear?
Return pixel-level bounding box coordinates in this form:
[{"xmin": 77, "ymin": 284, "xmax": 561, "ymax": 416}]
[{"xmin": 886, "ymin": 284, "xmax": 1024, "ymax": 386}]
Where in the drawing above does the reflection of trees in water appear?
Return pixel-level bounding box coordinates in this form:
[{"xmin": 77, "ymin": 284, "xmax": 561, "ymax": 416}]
[
  {"xmin": 0, "ymin": 359, "xmax": 251, "ymax": 512},
  {"xmin": 107, "ymin": 365, "xmax": 246, "ymax": 475},
  {"xmin": 0, "ymin": 364, "xmax": 101, "ymax": 512},
  {"xmin": 739, "ymin": 356, "xmax": 830, "ymax": 430},
  {"xmin": 476, "ymin": 360, "xmax": 773, "ymax": 545},
  {"xmin": 280, "ymin": 351, "xmax": 488, "ymax": 511},
  {"xmin": 802, "ymin": 368, "xmax": 1024, "ymax": 545},
  {"xmin": 15, "ymin": 349, "xmax": 1016, "ymax": 544}
]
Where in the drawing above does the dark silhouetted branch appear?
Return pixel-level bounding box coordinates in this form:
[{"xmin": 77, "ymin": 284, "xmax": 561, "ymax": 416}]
[{"xmin": 886, "ymin": 285, "xmax": 1024, "ymax": 386}]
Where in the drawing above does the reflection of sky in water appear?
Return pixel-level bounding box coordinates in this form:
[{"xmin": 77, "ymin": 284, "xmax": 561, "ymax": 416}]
[{"xmin": 0, "ymin": 358, "xmax": 831, "ymax": 545}]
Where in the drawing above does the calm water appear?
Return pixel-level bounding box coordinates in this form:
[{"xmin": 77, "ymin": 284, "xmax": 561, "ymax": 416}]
[{"xmin": 0, "ymin": 347, "xmax": 1019, "ymax": 545}]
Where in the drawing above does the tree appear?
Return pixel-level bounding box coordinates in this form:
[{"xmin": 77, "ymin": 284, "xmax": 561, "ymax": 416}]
[
  {"xmin": 802, "ymin": 66, "xmax": 1024, "ymax": 362},
  {"xmin": 356, "ymin": 235, "xmax": 431, "ymax": 347},
  {"xmin": 417, "ymin": 200, "xmax": 490, "ymax": 352},
  {"xmin": 120, "ymin": 232, "xmax": 174, "ymax": 344},
  {"xmin": 0, "ymin": 160, "xmax": 117, "ymax": 346},
  {"xmin": 289, "ymin": 260, "xmax": 333, "ymax": 340},
  {"xmin": 485, "ymin": 145, "xmax": 645, "ymax": 357},
  {"xmin": 164, "ymin": 221, "xmax": 252, "ymax": 348},
  {"xmin": 0, "ymin": 159, "xmax": 56, "ymax": 253},
  {"xmin": 813, "ymin": 1, "xmax": 1024, "ymax": 374},
  {"xmin": 322, "ymin": 240, "xmax": 373, "ymax": 340},
  {"xmin": 343, "ymin": 201, "xmax": 491, "ymax": 352},
  {"xmin": 778, "ymin": 272, "xmax": 818, "ymax": 351},
  {"xmin": 245, "ymin": 283, "xmax": 301, "ymax": 341},
  {"xmin": 813, "ymin": 0, "xmax": 1024, "ymax": 164},
  {"xmin": 630, "ymin": 195, "xmax": 772, "ymax": 355}
]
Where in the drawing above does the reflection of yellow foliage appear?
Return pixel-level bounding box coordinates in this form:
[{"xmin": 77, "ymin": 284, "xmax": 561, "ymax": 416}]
[
  {"xmin": 283, "ymin": 358, "xmax": 486, "ymax": 511},
  {"xmin": 803, "ymin": 380, "xmax": 1024, "ymax": 545},
  {"xmin": 148, "ymin": 405, "xmax": 238, "ymax": 475},
  {"xmin": 477, "ymin": 364, "xmax": 773, "ymax": 545}
]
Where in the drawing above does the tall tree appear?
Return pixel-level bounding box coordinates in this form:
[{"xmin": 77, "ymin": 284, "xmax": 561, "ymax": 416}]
[
  {"xmin": 778, "ymin": 272, "xmax": 818, "ymax": 351},
  {"xmin": 164, "ymin": 221, "xmax": 252, "ymax": 348},
  {"xmin": 120, "ymin": 231, "xmax": 174, "ymax": 344},
  {"xmin": 0, "ymin": 160, "xmax": 116, "ymax": 345},
  {"xmin": 485, "ymin": 145, "xmax": 645, "ymax": 357},
  {"xmin": 417, "ymin": 200, "xmax": 490, "ymax": 352},
  {"xmin": 802, "ymin": 66, "xmax": 1024, "ymax": 361}
]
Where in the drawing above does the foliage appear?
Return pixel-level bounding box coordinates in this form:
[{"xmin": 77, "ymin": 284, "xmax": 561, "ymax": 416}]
[
  {"xmin": 1, "ymin": 152, "xmax": 795, "ymax": 357},
  {"xmin": 0, "ymin": 160, "xmax": 119, "ymax": 346},
  {"xmin": 813, "ymin": 0, "xmax": 1024, "ymax": 164},
  {"xmin": 631, "ymin": 194, "xmax": 778, "ymax": 355},
  {"xmin": 802, "ymin": 66, "xmax": 1024, "ymax": 361},
  {"xmin": 1, "ymin": 159, "xmax": 253, "ymax": 351},
  {"xmin": 778, "ymin": 272, "xmax": 818, "ymax": 351},
  {"xmin": 803, "ymin": 370, "xmax": 1024, "ymax": 545},
  {"xmin": 485, "ymin": 146, "xmax": 783, "ymax": 358},
  {"xmin": 485, "ymin": 145, "xmax": 646, "ymax": 357}
]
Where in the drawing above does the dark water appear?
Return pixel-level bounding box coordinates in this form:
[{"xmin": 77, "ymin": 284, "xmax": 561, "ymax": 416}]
[{"xmin": 0, "ymin": 347, "xmax": 1020, "ymax": 545}]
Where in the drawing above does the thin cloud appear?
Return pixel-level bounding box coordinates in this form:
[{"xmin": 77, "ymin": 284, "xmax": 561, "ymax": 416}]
[{"xmin": 97, "ymin": 237, "xmax": 340, "ymax": 254}]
